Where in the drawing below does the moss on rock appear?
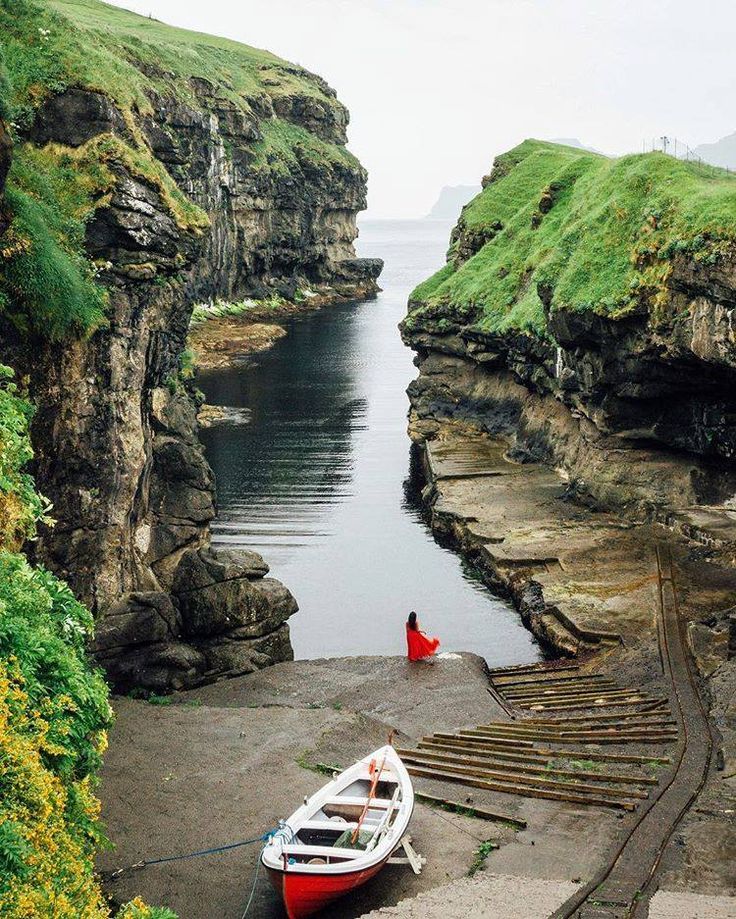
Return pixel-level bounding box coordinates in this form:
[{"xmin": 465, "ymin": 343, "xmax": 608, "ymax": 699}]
[
  {"xmin": 409, "ymin": 139, "xmax": 736, "ymax": 337},
  {"xmin": 0, "ymin": 0, "xmax": 360, "ymax": 338}
]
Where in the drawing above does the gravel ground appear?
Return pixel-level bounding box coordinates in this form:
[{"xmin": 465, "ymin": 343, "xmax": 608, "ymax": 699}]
[
  {"xmin": 649, "ymin": 891, "xmax": 736, "ymax": 918},
  {"xmin": 357, "ymin": 874, "xmax": 580, "ymax": 918}
]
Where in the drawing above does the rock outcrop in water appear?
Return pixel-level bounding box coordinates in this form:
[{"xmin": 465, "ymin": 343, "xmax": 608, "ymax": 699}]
[
  {"xmin": 403, "ymin": 140, "xmax": 736, "ymax": 533},
  {"xmin": 0, "ymin": 0, "xmax": 380, "ymax": 690}
]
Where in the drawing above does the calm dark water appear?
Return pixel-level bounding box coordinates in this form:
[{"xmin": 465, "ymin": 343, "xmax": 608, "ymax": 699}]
[{"xmin": 197, "ymin": 219, "xmax": 540, "ymax": 666}]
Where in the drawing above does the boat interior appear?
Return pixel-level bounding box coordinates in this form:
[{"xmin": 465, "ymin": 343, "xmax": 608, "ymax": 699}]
[{"xmin": 285, "ymin": 777, "xmax": 402, "ymax": 866}]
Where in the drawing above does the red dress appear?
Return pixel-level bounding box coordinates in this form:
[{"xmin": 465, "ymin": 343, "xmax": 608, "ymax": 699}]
[{"xmin": 406, "ymin": 623, "xmax": 440, "ymax": 661}]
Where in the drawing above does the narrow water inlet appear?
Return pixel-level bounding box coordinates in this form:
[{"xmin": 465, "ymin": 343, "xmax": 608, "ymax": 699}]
[{"xmin": 197, "ymin": 219, "xmax": 541, "ymax": 667}]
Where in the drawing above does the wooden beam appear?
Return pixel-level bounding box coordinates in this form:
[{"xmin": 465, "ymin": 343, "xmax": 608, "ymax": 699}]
[
  {"xmin": 418, "ymin": 739, "xmax": 549, "ymax": 764},
  {"xmin": 503, "ymin": 686, "xmax": 620, "ymax": 702},
  {"xmin": 493, "ymin": 673, "xmax": 606, "ymax": 689},
  {"xmin": 407, "ymin": 765, "xmax": 637, "ymax": 811},
  {"xmin": 418, "ymin": 739, "xmax": 550, "ymax": 764},
  {"xmin": 422, "ymin": 737, "xmax": 670, "ymax": 765},
  {"xmin": 501, "ymin": 678, "xmax": 616, "ymax": 694},
  {"xmin": 525, "ymin": 698, "xmax": 655, "ymax": 712},
  {"xmin": 397, "ymin": 748, "xmax": 658, "ymax": 786},
  {"xmin": 487, "ymin": 663, "xmax": 580, "ymax": 677},
  {"xmin": 433, "ymin": 731, "xmax": 534, "ymax": 749},
  {"xmin": 414, "ymin": 791, "xmax": 527, "ymax": 828},
  {"xmin": 462, "ymin": 730, "xmax": 678, "ymax": 746},
  {"xmin": 404, "ymin": 756, "xmax": 649, "ymax": 799},
  {"xmin": 506, "ymin": 689, "xmax": 647, "ymax": 704},
  {"xmin": 536, "ymin": 747, "xmax": 672, "ymax": 765},
  {"xmin": 638, "ymin": 698, "xmax": 670, "ymax": 713},
  {"xmin": 471, "ymin": 723, "xmax": 677, "ymax": 738},
  {"xmin": 468, "ymin": 725, "xmax": 676, "ymax": 742},
  {"xmin": 523, "ymin": 711, "xmax": 673, "ymax": 725}
]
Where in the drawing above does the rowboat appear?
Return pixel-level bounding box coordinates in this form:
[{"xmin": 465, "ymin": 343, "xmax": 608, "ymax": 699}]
[{"xmin": 262, "ymin": 745, "xmax": 414, "ymax": 918}]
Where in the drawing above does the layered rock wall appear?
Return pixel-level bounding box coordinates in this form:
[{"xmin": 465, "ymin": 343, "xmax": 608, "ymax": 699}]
[
  {"xmin": 404, "ymin": 158, "xmax": 736, "ymax": 527},
  {"xmin": 1, "ymin": 41, "xmax": 379, "ymax": 690}
]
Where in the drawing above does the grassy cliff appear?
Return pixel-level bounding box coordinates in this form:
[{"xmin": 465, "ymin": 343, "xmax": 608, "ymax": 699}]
[
  {"xmin": 0, "ymin": 0, "xmax": 359, "ymax": 339},
  {"xmin": 409, "ymin": 139, "xmax": 736, "ymax": 336}
]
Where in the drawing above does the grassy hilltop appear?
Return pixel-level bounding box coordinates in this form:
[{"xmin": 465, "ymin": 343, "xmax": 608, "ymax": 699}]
[
  {"xmin": 0, "ymin": 0, "xmax": 358, "ymax": 339},
  {"xmin": 409, "ymin": 139, "xmax": 736, "ymax": 336}
]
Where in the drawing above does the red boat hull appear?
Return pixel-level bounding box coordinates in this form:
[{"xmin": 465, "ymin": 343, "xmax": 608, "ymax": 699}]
[{"xmin": 267, "ymin": 857, "xmax": 388, "ymax": 918}]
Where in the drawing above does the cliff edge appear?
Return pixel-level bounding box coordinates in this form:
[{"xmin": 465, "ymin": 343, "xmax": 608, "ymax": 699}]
[
  {"xmin": 0, "ymin": 0, "xmax": 381, "ymax": 690},
  {"xmin": 403, "ymin": 140, "xmax": 736, "ymax": 531}
]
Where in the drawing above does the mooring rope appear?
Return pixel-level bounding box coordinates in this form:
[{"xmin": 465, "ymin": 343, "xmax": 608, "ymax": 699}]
[
  {"xmin": 105, "ymin": 828, "xmax": 279, "ymax": 881},
  {"xmin": 239, "ymin": 857, "xmax": 262, "ymax": 919}
]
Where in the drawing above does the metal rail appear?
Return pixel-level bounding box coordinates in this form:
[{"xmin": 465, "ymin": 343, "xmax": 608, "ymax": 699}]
[{"xmin": 549, "ymin": 545, "xmax": 715, "ymax": 919}]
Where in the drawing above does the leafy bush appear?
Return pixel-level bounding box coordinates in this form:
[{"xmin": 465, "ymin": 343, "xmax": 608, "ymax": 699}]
[
  {"xmin": 0, "ymin": 654, "xmax": 110, "ymax": 916},
  {"xmin": 0, "ymin": 364, "xmax": 48, "ymax": 548},
  {"xmin": 0, "ymin": 363, "xmax": 176, "ymax": 917},
  {"xmin": 117, "ymin": 899, "xmax": 178, "ymax": 919}
]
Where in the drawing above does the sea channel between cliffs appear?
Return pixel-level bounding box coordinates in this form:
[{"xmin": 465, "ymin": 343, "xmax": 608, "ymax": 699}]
[{"xmin": 1, "ymin": 3, "xmax": 735, "ymax": 917}]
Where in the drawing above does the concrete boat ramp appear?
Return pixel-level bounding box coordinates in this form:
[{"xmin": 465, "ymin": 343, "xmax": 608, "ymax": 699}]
[{"xmin": 97, "ymin": 430, "xmax": 735, "ymax": 917}]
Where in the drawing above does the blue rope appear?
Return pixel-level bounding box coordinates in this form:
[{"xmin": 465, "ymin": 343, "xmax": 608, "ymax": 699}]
[{"xmin": 108, "ymin": 828, "xmax": 279, "ymax": 880}]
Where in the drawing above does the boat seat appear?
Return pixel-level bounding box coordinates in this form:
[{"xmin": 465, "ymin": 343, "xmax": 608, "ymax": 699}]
[
  {"xmin": 282, "ymin": 844, "xmax": 364, "ymax": 860},
  {"xmin": 324, "ymin": 796, "xmax": 394, "ymax": 809},
  {"xmin": 300, "ymin": 820, "xmax": 360, "ymax": 831}
]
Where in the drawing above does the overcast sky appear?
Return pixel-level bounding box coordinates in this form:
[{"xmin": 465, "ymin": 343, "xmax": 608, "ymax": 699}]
[{"xmin": 107, "ymin": 0, "xmax": 736, "ymax": 218}]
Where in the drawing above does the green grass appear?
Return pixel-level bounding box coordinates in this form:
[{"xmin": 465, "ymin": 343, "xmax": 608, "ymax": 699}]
[
  {"xmin": 0, "ymin": 0, "xmax": 358, "ymax": 339},
  {"xmin": 467, "ymin": 838, "xmax": 499, "ymax": 876},
  {"xmin": 47, "ymin": 0, "xmax": 335, "ymax": 109},
  {"xmin": 295, "ymin": 750, "xmax": 342, "ymax": 776},
  {"xmin": 3, "ymin": 0, "xmax": 341, "ymax": 124},
  {"xmin": 0, "ymin": 141, "xmax": 110, "ymax": 337},
  {"xmin": 252, "ymin": 119, "xmax": 360, "ymax": 175},
  {"xmin": 408, "ymin": 139, "xmax": 736, "ymax": 336}
]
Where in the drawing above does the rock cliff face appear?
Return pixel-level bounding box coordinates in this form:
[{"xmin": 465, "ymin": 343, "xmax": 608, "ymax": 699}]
[
  {"xmin": 0, "ymin": 0, "xmax": 381, "ymax": 691},
  {"xmin": 403, "ymin": 141, "xmax": 736, "ymax": 530}
]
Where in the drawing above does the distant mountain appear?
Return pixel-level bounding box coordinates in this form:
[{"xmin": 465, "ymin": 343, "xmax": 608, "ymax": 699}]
[
  {"xmin": 692, "ymin": 132, "xmax": 736, "ymax": 169},
  {"xmin": 427, "ymin": 185, "xmax": 481, "ymax": 218}
]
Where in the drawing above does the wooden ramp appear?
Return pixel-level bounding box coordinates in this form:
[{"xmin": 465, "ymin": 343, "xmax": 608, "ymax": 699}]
[{"xmin": 405, "ymin": 662, "xmax": 676, "ymax": 814}]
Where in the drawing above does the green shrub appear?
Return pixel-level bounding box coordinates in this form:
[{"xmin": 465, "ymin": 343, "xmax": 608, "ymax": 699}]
[
  {"xmin": 0, "ymin": 364, "xmax": 48, "ymax": 548},
  {"xmin": 0, "ymin": 360, "xmax": 176, "ymax": 917}
]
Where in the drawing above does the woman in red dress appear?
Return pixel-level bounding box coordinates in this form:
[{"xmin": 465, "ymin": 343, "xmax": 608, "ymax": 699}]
[{"xmin": 406, "ymin": 611, "xmax": 440, "ymax": 662}]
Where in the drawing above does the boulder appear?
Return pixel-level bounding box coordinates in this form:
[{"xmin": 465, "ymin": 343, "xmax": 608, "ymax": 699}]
[
  {"xmin": 93, "ymin": 591, "xmax": 181, "ymax": 653},
  {"xmin": 173, "ymin": 547, "xmax": 295, "ymax": 639}
]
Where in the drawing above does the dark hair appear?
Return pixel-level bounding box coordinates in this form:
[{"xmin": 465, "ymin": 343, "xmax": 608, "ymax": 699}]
[{"xmin": 407, "ymin": 611, "xmax": 417, "ymax": 630}]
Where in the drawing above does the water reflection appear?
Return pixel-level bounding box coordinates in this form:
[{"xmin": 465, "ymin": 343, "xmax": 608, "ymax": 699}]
[
  {"xmin": 200, "ymin": 361, "xmax": 368, "ymax": 556},
  {"xmin": 197, "ymin": 220, "xmax": 541, "ymax": 668}
]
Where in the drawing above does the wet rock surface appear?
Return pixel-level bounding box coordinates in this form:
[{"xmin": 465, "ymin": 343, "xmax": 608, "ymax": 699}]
[{"xmin": 404, "ymin": 423, "xmax": 736, "ymax": 913}]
